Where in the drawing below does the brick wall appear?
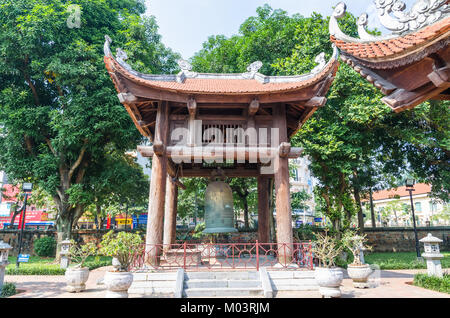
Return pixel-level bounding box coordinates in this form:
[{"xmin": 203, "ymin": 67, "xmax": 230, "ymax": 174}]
[{"xmin": 364, "ymin": 227, "xmax": 450, "ymax": 252}]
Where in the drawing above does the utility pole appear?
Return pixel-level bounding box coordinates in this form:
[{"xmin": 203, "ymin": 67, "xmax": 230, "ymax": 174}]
[
  {"xmin": 369, "ymin": 188, "xmax": 376, "ymax": 228},
  {"xmin": 16, "ymin": 183, "xmax": 33, "ymax": 268}
]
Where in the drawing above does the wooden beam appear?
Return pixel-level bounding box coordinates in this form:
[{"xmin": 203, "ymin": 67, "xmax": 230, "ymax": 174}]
[
  {"xmin": 137, "ymin": 145, "xmax": 304, "ymax": 160},
  {"xmin": 180, "ymin": 168, "xmax": 267, "ymax": 178}
]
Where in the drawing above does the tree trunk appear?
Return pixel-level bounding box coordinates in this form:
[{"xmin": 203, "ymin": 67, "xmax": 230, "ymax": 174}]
[
  {"xmin": 243, "ymin": 197, "xmax": 249, "ymax": 229},
  {"xmin": 55, "ymin": 213, "xmax": 73, "ymax": 260},
  {"xmin": 353, "ymin": 185, "xmax": 365, "ymax": 233},
  {"xmin": 369, "ymin": 189, "xmax": 376, "ymax": 228},
  {"xmin": 268, "ymin": 178, "xmax": 276, "ymax": 243}
]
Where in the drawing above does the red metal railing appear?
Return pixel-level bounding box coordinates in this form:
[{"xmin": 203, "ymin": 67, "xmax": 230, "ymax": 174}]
[{"xmin": 130, "ymin": 241, "xmax": 313, "ymax": 271}]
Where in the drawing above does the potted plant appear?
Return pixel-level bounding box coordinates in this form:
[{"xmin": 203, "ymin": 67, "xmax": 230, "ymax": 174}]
[
  {"xmin": 100, "ymin": 231, "xmax": 143, "ymax": 298},
  {"xmin": 342, "ymin": 229, "xmax": 373, "ymax": 288},
  {"xmin": 65, "ymin": 240, "xmax": 97, "ymax": 292},
  {"xmin": 312, "ymin": 231, "xmax": 344, "ymax": 298}
]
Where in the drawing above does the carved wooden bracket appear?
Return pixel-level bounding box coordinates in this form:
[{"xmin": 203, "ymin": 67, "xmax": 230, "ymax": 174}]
[
  {"xmin": 117, "ymin": 92, "xmax": 137, "ymax": 104},
  {"xmin": 249, "ymin": 99, "xmax": 260, "ymax": 116},
  {"xmin": 187, "ymin": 98, "xmax": 197, "ymax": 117},
  {"xmin": 428, "ymin": 65, "xmax": 450, "ymax": 88},
  {"xmin": 278, "ymin": 142, "xmax": 291, "ymax": 158},
  {"xmin": 152, "ymin": 142, "xmax": 166, "ymax": 156}
]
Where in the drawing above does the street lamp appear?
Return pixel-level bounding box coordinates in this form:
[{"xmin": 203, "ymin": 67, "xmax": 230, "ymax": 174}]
[
  {"xmin": 16, "ymin": 183, "xmax": 32, "ymax": 268},
  {"xmin": 405, "ymin": 179, "xmax": 421, "ymax": 259}
]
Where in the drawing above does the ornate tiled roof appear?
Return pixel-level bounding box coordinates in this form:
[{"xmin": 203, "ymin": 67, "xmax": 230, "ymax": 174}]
[
  {"xmin": 104, "ymin": 35, "xmax": 339, "ymax": 95},
  {"xmin": 330, "ymin": 1, "xmax": 450, "ymax": 64}
]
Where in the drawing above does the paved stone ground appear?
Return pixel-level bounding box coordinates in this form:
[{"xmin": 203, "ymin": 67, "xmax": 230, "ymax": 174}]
[{"xmin": 5, "ymin": 267, "xmax": 449, "ymax": 298}]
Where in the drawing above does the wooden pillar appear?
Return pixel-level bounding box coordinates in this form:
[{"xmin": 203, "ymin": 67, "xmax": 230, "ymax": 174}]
[
  {"xmin": 145, "ymin": 101, "xmax": 169, "ymax": 266},
  {"xmin": 273, "ymin": 104, "xmax": 293, "ymax": 264},
  {"xmin": 163, "ymin": 175, "xmax": 178, "ymax": 250},
  {"xmin": 258, "ymin": 176, "xmax": 270, "ymax": 243}
]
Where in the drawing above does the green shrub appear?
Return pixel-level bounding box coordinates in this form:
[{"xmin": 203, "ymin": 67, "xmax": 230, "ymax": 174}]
[
  {"xmin": 6, "ymin": 265, "xmax": 65, "ymax": 275},
  {"xmin": 0, "ymin": 282, "xmax": 17, "ymax": 298},
  {"xmin": 34, "ymin": 236, "xmax": 57, "ymax": 257},
  {"xmin": 413, "ymin": 273, "xmax": 450, "ymax": 294}
]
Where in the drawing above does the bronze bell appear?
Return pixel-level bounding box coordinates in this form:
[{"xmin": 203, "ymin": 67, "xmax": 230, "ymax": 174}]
[{"xmin": 203, "ymin": 180, "xmax": 238, "ymax": 234}]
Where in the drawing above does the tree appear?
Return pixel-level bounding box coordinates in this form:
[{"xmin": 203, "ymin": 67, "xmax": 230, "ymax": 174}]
[{"xmin": 0, "ymin": 0, "xmax": 179, "ymax": 252}]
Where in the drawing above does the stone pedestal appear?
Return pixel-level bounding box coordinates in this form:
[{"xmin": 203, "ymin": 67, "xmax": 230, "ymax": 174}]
[
  {"xmin": 0, "ymin": 241, "xmax": 12, "ymax": 290},
  {"xmin": 164, "ymin": 249, "xmax": 202, "ymax": 266},
  {"xmin": 60, "ymin": 240, "xmax": 71, "ymax": 269}
]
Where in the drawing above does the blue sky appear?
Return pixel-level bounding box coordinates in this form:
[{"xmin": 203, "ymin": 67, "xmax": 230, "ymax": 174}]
[{"xmin": 144, "ymin": 0, "xmax": 416, "ymax": 59}]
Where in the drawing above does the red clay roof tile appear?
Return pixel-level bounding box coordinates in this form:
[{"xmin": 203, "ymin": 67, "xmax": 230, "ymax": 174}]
[{"xmin": 331, "ymin": 17, "xmax": 450, "ymax": 60}]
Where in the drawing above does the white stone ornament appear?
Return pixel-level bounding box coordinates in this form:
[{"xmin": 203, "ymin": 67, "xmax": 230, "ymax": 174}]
[
  {"xmin": 116, "ymin": 48, "xmax": 132, "ymax": 70},
  {"xmin": 242, "ymin": 61, "xmax": 263, "ymax": 79},
  {"xmin": 177, "ymin": 59, "xmax": 198, "ymax": 78},
  {"xmin": 420, "ymin": 233, "xmax": 444, "ymax": 278},
  {"xmin": 311, "ymin": 53, "xmax": 326, "ymax": 74},
  {"xmin": 375, "ymin": 0, "xmax": 450, "ymax": 34},
  {"xmin": 330, "ymin": 0, "xmax": 450, "ymax": 43},
  {"xmin": 0, "ymin": 241, "xmax": 12, "ymax": 291}
]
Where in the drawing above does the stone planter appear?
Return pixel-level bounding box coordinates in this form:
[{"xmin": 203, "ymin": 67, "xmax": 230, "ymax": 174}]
[
  {"xmin": 104, "ymin": 271, "xmax": 134, "ymax": 298},
  {"xmin": 347, "ymin": 264, "xmax": 372, "ymax": 288},
  {"xmin": 314, "ymin": 267, "xmax": 343, "ymax": 298},
  {"xmin": 65, "ymin": 267, "xmax": 90, "ymax": 292}
]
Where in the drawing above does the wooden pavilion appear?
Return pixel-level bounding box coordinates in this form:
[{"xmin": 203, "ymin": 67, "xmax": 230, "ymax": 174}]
[
  {"xmin": 103, "ymin": 35, "xmax": 339, "ymax": 264},
  {"xmin": 330, "ymin": 1, "xmax": 450, "ymax": 112}
]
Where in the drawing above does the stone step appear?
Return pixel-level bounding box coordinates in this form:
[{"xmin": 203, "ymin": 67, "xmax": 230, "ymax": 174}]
[
  {"xmin": 267, "ymin": 270, "xmax": 315, "ymax": 279},
  {"xmin": 271, "ymin": 284, "xmax": 318, "ymax": 291},
  {"xmin": 184, "ymin": 279, "xmax": 262, "ymax": 289},
  {"xmin": 185, "ymin": 271, "xmax": 259, "ymax": 280},
  {"xmin": 270, "ymin": 278, "xmax": 317, "ymax": 286},
  {"xmin": 183, "ymin": 287, "xmax": 264, "ymax": 298}
]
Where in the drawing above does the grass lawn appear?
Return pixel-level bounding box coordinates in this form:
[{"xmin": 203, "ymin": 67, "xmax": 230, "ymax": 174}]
[
  {"xmin": 6, "ymin": 255, "xmax": 112, "ymax": 275},
  {"xmin": 364, "ymin": 251, "xmax": 450, "ymax": 270}
]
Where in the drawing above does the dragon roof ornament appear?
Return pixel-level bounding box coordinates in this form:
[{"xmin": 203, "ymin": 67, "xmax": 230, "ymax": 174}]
[
  {"xmin": 104, "ymin": 35, "xmax": 338, "ymax": 84},
  {"xmin": 330, "ymin": 0, "xmax": 450, "ymax": 43}
]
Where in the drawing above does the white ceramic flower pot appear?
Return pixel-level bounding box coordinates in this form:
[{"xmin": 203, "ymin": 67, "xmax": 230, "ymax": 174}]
[
  {"xmin": 314, "ymin": 267, "xmax": 343, "ymax": 298},
  {"xmin": 65, "ymin": 267, "xmax": 90, "ymax": 292},
  {"xmin": 104, "ymin": 271, "xmax": 134, "ymax": 298},
  {"xmin": 347, "ymin": 264, "xmax": 373, "ymax": 288}
]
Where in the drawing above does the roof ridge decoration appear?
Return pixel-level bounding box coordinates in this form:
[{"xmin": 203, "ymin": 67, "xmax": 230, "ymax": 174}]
[
  {"xmin": 104, "ymin": 35, "xmax": 339, "ymax": 85},
  {"xmin": 330, "ymin": 0, "xmax": 450, "ymax": 43}
]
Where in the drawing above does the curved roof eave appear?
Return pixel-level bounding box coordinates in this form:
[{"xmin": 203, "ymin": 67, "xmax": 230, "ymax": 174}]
[{"xmin": 103, "ymin": 35, "xmax": 339, "ymax": 95}]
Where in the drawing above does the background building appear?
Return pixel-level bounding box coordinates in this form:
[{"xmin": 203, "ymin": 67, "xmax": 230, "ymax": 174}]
[
  {"xmin": 363, "ymin": 183, "xmax": 449, "ymax": 227},
  {"xmin": 289, "ymin": 157, "xmax": 318, "ymax": 226}
]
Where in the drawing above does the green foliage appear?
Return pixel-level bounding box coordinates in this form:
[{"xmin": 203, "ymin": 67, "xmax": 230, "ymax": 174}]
[
  {"xmin": 341, "ymin": 229, "xmax": 372, "ymax": 265},
  {"xmin": 0, "ymin": 282, "xmax": 17, "ymax": 298},
  {"xmin": 34, "ymin": 236, "xmax": 57, "ymax": 257},
  {"xmin": 294, "ymin": 224, "xmax": 319, "ymax": 241},
  {"xmin": 365, "ymin": 252, "xmax": 450, "ymax": 270},
  {"xmin": 99, "ymin": 231, "xmax": 143, "ymax": 271},
  {"xmin": 68, "ymin": 240, "xmax": 97, "ymax": 268},
  {"xmin": 413, "ymin": 273, "xmax": 450, "ymax": 294},
  {"xmin": 312, "ymin": 231, "xmax": 343, "ymax": 268},
  {"xmin": 6, "ymin": 255, "xmax": 112, "ymax": 275}
]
